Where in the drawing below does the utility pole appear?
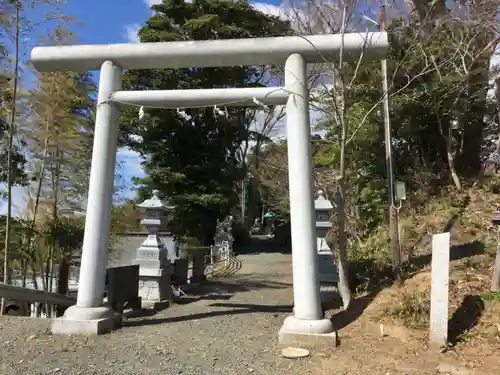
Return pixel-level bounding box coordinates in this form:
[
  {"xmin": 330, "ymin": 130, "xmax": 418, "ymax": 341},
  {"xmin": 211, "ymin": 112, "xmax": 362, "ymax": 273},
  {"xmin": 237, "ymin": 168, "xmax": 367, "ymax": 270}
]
[{"xmin": 380, "ymin": 2, "xmax": 402, "ymax": 280}]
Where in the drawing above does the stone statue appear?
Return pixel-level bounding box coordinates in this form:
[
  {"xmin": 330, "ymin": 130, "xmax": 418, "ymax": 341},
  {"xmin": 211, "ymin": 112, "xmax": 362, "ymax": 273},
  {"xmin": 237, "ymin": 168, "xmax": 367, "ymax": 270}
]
[{"xmin": 213, "ymin": 215, "xmax": 235, "ymax": 262}]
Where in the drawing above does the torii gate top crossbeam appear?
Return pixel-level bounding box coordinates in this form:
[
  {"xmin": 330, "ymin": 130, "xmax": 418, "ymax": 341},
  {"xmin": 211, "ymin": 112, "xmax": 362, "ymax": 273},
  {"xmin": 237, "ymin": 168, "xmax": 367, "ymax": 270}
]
[{"xmin": 31, "ymin": 32, "xmax": 388, "ymax": 72}]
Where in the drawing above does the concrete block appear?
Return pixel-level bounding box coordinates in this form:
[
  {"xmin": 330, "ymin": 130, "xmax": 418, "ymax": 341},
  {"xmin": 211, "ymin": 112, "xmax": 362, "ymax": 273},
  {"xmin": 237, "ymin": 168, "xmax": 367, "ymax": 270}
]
[{"xmin": 51, "ymin": 314, "xmax": 121, "ymax": 335}]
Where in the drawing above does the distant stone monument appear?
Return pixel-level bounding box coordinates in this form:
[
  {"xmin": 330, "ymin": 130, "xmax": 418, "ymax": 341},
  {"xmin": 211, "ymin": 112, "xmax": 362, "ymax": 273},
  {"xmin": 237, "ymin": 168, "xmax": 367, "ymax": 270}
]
[
  {"xmin": 250, "ymin": 217, "xmax": 262, "ymax": 235},
  {"xmin": 133, "ymin": 190, "xmax": 174, "ymax": 309},
  {"xmin": 213, "ymin": 215, "xmax": 234, "ymax": 266}
]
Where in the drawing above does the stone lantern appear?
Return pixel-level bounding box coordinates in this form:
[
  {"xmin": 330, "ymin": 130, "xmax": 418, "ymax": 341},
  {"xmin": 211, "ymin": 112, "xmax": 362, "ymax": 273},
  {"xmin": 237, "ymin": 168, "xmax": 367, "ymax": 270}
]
[
  {"xmin": 314, "ymin": 190, "xmax": 338, "ymax": 284},
  {"xmin": 133, "ymin": 190, "xmax": 174, "ymax": 309}
]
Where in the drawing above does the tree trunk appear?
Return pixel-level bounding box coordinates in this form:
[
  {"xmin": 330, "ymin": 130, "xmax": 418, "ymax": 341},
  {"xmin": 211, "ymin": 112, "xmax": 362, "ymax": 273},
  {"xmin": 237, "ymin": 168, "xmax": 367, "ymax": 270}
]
[
  {"xmin": 491, "ymin": 230, "xmax": 500, "ymax": 291},
  {"xmin": 1, "ymin": 0, "xmax": 21, "ymax": 316},
  {"xmin": 56, "ymin": 256, "xmax": 70, "ymax": 316},
  {"xmin": 438, "ymin": 117, "xmax": 462, "ymax": 192},
  {"xmin": 30, "ymin": 264, "xmax": 38, "ymax": 290},
  {"xmin": 336, "ymin": 181, "xmax": 351, "ymax": 309},
  {"xmin": 446, "ymin": 146, "xmax": 462, "ymax": 192},
  {"xmin": 21, "ymin": 259, "xmax": 27, "ymax": 288}
]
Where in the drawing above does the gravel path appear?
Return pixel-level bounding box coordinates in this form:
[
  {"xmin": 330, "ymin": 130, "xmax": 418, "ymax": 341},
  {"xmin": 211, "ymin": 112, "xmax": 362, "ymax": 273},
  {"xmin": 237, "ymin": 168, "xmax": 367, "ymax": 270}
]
[
  {"xmin": 0, "ymin": 252, "xmax": 479, "ymax": 375},
  {"xmin": 0, "ymin": 253, "xmax": 327, "ymax": 375}
]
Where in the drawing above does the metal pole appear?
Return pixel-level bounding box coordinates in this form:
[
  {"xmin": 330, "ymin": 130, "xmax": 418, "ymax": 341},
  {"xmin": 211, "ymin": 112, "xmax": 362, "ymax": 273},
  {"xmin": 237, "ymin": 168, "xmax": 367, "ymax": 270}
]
[{"xmin": 380, "ymin": 4, "xmax": 402, "ymax": 277}]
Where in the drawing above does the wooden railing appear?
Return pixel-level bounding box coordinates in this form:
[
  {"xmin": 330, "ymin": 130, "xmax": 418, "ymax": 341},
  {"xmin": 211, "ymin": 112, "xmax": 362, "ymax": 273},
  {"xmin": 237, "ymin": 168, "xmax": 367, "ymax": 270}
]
[{"xmin": 0, "ymin": 283, "xmax": 76, "ymax": 307}]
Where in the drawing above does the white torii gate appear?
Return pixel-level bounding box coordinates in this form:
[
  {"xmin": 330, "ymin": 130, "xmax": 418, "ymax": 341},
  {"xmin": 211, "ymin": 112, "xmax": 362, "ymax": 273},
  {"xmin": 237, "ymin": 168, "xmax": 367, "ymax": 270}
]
[{"xmin": 31, "ymin": 32, "xmax": 388, "ymax": 342}]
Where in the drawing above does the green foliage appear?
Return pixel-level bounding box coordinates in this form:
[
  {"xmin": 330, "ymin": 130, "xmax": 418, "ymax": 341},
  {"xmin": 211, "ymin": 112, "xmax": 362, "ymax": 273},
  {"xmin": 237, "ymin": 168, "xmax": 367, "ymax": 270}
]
[
  {"xmin": 480, "ymin": 291, "xmax": 500, "ymax": 303},
  {"xmin": 356, "ymin": 181, "xmax": 387, "ymax": 233},
  {"xmin": 0, "ymin": 67, "xmax": 27, "ymax": 190},
  {"xmin": 230, "ymin": 219, "xmax": 249, "ymax": 246},
  {"xmin": 110, "ymin": 200, "xmax": 143, "ymax": 233},
  {"xmin": 120, "ymin": 0, "xmax": 291, "ymax": 244},
  {"xmin": 41, "ymin": 217, "xmax": 84, "ymax": 258}
]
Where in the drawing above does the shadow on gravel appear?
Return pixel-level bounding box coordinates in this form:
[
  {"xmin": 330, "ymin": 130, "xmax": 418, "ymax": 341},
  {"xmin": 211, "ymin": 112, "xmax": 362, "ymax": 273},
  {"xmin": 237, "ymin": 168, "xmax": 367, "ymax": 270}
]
[
  {"xmin": 123, "ymin": 302, "xmax": 293, "ymax": 327},
  {"xmin": 175, "ymin": 294, "xmax": 233, "ymax": 305},
  {"xmin": 123, "ymin": 278, "xmax": 291, "ymax": 319},
  {"xmin": 234, "ymin": 235, "xmax": 291, "ymax": 255},
  {"xmin": 211, "ymin": 256, "xmax": 243, "ymax": 278},
  {"xmin": 187, "ymin": 279, "xmax": 292, "ymax": 296},
  {"xmin": 123, "ymin": 294, "xmax": 234, "ymax": 318}
]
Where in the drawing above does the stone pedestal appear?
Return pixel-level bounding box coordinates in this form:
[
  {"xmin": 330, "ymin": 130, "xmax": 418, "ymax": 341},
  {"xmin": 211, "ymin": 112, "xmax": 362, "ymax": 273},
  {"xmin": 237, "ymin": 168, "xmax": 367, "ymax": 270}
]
[
  {"xmin": 134, "ymin": 236, "xmax": 173, "ymax": 309},
  {"xmin": 138, "ymin": 268, "xmax": 172, "ymax": 310},
  {"xmin": 51, "ymin": 306, "xmax": 121, "ymax": 335},
  {"xmin": 317, "ymin": 241, "xmax": 339, "ymax": 284}
]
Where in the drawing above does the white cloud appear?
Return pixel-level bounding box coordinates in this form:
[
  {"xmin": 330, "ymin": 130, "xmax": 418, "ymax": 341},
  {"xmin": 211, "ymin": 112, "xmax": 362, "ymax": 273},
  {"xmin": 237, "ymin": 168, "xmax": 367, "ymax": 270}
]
[
  {"xmin": 115, "ymin": 147, "xmax": 147, "ymax": 202},
  {"xmin": 116, "ymin": 147, "xmax": 146, "ymax": 180},
  {"xmin": 252, "ymin": 2, "xmax": 288, "ymax": 19},
  {"xmin": 123, "ymin": 23, "xmax": 141, "ymax": 43},
  {"xmin": 144, "ymin": 0, "xmax": 192, "ymax": 5},
  {"xmin": 0, "ymin": 185, "xmax": 28, "ymax": 217}
]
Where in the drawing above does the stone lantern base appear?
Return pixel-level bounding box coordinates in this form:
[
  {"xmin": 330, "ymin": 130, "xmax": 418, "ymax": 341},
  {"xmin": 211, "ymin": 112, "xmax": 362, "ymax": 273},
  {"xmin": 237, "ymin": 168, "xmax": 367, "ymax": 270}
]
[
  {"xmin": 318, "ymin": 250, "xmax": 339, "ymax": 310},
  {"xmin": 318, "ymin": 250, "xmax": 338, "ymax": 284},
  {"xmin": 138, "ymin": 267, "xmax": 173, "ymax": 310}
]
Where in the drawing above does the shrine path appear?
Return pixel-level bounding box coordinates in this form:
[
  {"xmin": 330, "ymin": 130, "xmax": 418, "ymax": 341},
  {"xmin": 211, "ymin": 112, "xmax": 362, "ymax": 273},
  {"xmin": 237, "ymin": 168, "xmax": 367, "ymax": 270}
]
[{"xmin": 0, "ymin": 252, "xmax": 460, "ymax": 375}]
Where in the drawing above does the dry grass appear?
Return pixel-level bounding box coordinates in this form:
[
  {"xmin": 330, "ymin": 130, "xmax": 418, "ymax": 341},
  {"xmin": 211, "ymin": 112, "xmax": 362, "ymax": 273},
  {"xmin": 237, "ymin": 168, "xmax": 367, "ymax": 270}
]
[
  {"xmin": 345, "ymin": 181, "xmax": 500, "ymax": 371},
  {"xmin": 383, "ymin": 289, "xmax": 430, "ymax": 329}
]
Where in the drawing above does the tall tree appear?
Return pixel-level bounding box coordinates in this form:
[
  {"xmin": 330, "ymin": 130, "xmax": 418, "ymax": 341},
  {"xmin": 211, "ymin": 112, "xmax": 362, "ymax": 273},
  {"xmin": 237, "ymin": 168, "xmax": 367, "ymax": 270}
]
[
  {"xmin": 120, "ymin": 0, "xmax": 291, "ymax": 245},
  {"xmin": 1, "ymin": 0, "xmax": 26, "ymax": 314},
  {"xmin": 22, "ymin": 25, "xmax": 95, "ymax": 294}
]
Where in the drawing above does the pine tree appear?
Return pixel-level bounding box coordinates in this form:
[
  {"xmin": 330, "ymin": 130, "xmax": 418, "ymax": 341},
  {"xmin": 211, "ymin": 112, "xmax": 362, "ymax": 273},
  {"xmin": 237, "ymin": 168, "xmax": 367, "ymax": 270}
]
[{"xmin": 120, "ymin": 0, "xmax": 291, "ymax": 244}]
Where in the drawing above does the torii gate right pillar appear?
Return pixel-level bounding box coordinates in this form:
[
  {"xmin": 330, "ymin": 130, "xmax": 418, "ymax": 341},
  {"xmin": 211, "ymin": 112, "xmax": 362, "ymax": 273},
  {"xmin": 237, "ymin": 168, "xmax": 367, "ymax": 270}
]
[{"xmin": 278, "ymin": 53, "xmax": 336, "ymax": 346}]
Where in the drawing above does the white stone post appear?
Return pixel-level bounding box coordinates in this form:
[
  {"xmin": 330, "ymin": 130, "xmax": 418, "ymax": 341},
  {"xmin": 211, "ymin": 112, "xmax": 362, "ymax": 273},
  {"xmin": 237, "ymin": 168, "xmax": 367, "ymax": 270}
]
[
  {"xmin": 279, "ymin": 54, "xmax": 336, "ymax": 344},
  {"xmin": 429, "ymin": 232, "xmax": 450, "ymax": 347},
  {"xmin": 52, "ymin": 61, "xmax": 122, "ymax": 335}
]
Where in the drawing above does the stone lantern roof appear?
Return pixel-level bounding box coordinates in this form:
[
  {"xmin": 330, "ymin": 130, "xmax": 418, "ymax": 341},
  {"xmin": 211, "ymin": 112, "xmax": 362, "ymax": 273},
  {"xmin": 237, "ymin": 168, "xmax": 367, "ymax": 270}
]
[
  {"xmin": 314, "ymin": 190, "xmax": 333, "ymax": 211},
  {"xmin": 137, "ymin": 190, "xmax": 174, "ymax": 210}
]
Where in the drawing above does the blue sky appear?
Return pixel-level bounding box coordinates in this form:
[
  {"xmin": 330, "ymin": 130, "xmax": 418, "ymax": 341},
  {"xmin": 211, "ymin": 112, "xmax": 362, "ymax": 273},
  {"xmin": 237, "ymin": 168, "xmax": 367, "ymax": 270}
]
[
  {"xmin": 67, "ymin": 0, "xmax": 283, "ymax": 44},
  {"xmin": 67, "ymin": 0, "xmax": 149, "ymax": 45},
  {"xmin": 1, "ymin": 0, "xmax": 286, "ymax": 215},
  {"xmin": 69, "ymin": 0, "xmax": 284, "ymax": 200}
]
